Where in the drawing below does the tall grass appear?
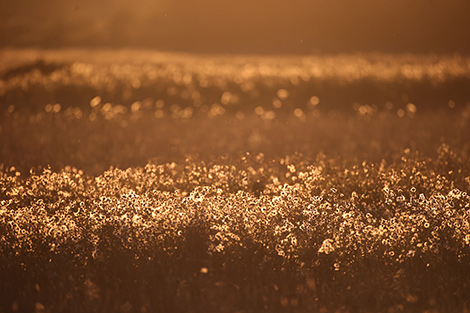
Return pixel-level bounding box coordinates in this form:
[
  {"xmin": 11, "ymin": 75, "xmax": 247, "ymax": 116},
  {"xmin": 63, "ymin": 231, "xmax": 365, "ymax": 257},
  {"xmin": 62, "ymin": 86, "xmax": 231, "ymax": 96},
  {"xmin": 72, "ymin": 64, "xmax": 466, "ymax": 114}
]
[
  {"xmin": 1, "ymin": 149, "xmax": 470, "ymax": 312},
  {"xmin": 1, "ymin": 49, "xmax": 470, "ymax": 312}
]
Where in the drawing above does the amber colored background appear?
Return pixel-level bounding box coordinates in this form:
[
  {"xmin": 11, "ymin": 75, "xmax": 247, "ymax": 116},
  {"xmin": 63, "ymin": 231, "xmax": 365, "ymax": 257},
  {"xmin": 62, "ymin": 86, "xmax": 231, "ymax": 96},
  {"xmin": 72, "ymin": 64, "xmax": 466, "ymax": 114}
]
[{"xmin": 0, "ymin": 0, "xmax": 469, "ymax": 54}]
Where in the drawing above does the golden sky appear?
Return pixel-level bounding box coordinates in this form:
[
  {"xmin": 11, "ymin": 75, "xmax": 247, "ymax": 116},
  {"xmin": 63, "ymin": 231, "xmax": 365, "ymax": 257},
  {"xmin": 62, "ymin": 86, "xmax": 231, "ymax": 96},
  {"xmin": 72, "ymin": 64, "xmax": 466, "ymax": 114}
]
[{"xmin": 1, "ymin": 0, "xmax": 469, "ymax": 54}]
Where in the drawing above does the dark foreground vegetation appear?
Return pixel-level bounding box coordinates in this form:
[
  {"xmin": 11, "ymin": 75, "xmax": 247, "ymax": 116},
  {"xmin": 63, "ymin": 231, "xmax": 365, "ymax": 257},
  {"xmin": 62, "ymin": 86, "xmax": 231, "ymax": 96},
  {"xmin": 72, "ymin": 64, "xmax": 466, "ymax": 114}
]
[{"xmin": 1, "ymin": 49, "xmax": 470, "ymax": 312}]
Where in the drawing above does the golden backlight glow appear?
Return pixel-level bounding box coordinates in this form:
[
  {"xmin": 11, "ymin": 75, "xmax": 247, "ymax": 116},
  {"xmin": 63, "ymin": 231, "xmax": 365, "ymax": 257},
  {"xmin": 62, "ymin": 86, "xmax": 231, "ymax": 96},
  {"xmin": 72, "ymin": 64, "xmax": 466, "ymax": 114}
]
[
  {"xmin": 0, "ymin": 1, "xmax": 470, "ymax": 312},
  {"xmin": 1, "ymin": 0, "xmax": 470, "ymax": 53}
]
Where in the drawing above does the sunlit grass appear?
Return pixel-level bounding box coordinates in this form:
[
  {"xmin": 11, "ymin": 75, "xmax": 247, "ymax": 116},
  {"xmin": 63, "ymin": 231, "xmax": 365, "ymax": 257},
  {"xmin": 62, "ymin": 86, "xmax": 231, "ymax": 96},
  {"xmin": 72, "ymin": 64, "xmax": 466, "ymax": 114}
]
[
  {"xmin": 1, "ymin": 149, "xmax": 470, "ymax": 312},
  {"xmin": 1, "ymin": 49, "xmax": 470, "ymax": 116},
  {"xmin": 1, "ymin": 49, "xmax": 470, "ymax": 312}
]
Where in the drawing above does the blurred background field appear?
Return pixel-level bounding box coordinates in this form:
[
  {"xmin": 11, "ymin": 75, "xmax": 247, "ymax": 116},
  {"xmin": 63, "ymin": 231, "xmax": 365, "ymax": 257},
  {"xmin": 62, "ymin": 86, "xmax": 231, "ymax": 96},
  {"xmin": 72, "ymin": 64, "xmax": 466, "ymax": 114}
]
[
  {"xmin": 2, "ymin": 49, "xmax": 470, "ymax": 113},
  {"xmin": 1, "ymin": 49, "xmax": 470, "ymax": 174}
]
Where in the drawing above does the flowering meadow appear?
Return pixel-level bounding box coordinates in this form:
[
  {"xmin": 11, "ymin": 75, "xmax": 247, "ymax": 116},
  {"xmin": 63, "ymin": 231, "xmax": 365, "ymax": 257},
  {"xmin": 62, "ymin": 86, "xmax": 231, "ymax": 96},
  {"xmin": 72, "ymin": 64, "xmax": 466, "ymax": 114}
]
[{"xmin": 1, "ymin": 49, "xmax": 470, "ymax": 312}]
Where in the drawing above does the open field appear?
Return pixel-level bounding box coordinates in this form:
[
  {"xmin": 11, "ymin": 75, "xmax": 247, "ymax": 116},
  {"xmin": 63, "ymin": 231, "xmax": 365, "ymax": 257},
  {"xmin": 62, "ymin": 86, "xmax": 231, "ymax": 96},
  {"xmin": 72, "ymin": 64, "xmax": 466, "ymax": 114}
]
[{"xmin": 1, "ymin": 49, "xmax": 470, "ymax": 312}]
